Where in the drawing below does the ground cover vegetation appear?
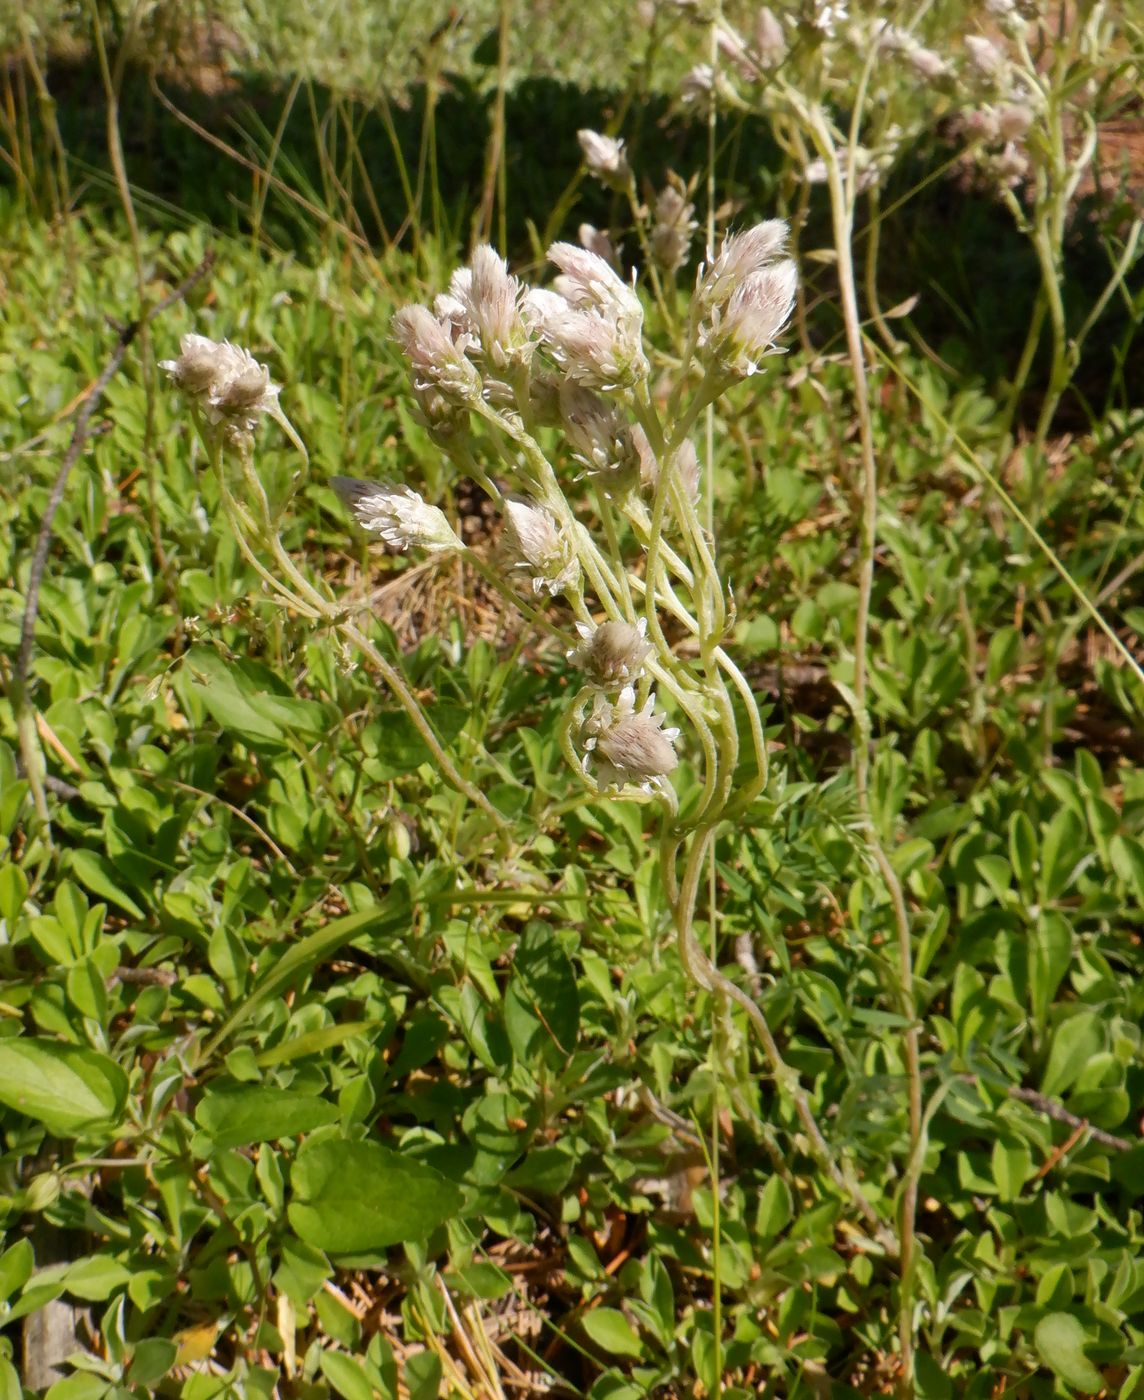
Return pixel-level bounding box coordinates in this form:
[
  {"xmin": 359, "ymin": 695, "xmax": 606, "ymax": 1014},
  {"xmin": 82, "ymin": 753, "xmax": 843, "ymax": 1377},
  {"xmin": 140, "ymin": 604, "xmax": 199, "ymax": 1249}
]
[{"xmin": 1, "ymin": 1, "xmax": 1143, "ymax": 1396}]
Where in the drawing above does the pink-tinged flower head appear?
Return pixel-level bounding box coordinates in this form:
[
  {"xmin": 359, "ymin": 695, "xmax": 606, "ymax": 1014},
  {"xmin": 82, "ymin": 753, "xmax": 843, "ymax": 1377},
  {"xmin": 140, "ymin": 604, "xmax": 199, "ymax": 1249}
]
[
  {"xmin": 160, "ymin": 333, "xmax": 281, "ymax": 432},
  {"xmin": 502, "ymin": 498, "xmax": 580, "ymax": 596},
  {"xmin": 439, "ymin": 246, "xmax": 532, "ymax": 371},
  {"xmin": 753, "ymin": 7, "xmax": 786, "ymax": 64},
  {"xmin": 559, "ymin": 384, "xmax": 641, "ymax": 484},
  {"xmin": 577, "ymin": 129, "xmax": 631, "ymax": 190},
  {"xmin": 569, "ymin": 619, "xmax": 652, "ymax": 688},
  {"xmin": 525, "ymin": 244, "xmax": 649, "ymax": 391},
  {"xmin": 636, "ymin": 431, "xmax": 701, "ymax": 506},
  {"xmin": 964, "ymin": 34, "xmax": 1006, "ymax": 80},
  {"xmin": 392, "ymin": 304, "xmax": 482, "ymax": 405},
  {"xmin": 332, "ymin": 476, "xmax": 461, "ymax": 553},
  {"xmin": 581, "ymin": 686, "xmax": 680, "ymax": 793},
  {"xmin": 696, "ymin": 220, "xmax": 789, "ymax": 313},
  {"xmin": 700, "ymin": 260, "xmax": 798, "ymax": 376}
]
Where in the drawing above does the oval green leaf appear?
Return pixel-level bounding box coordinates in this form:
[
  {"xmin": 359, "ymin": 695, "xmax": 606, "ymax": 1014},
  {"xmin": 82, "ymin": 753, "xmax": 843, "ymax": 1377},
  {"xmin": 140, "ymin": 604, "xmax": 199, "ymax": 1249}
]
[
  {"xmin": 289, "ymin": 1141, "xmax": 462, "ymax": 1254},
  {"xmin": 0, "ymin": 1039, "xmax": 127, "ymax": 1136},
  {"xmin": 196, "ymin": 1086, "xmax": 340, "ymax": 1149},
  {"xmin": 1033, "ymin": 1311, "xmax": 1103, "ymax": 1392}
]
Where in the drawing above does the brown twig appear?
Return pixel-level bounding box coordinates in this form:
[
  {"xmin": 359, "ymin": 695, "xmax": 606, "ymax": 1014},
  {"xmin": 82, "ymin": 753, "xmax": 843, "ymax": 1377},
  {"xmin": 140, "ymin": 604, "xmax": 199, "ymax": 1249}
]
[
  {"xmin": 11, "ymin": 252, "xmax": 216, "ymax": 821},
  {"xmin": 1005, "ymin": 1084, "xmax": 1133, "ymax": 1153}
]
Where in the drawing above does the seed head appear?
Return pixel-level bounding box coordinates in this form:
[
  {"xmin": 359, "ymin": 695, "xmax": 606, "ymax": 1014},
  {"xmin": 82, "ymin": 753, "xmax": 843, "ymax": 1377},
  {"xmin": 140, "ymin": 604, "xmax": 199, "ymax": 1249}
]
[
  {"xmin": 569, "ymin": 619, "xmax": 652, "ymax": 688},
  {"xmin": 332, "ymin": 476, "xmax": 462, "ymax": 553},
  {"xmin": 577, "ymin": 129, "xmax": 631, "ymax": 191},
  {"xmin": 502, "ymin": 498, "xmax": 580, "ymax": 597},
  {"xmin": 581, "ymin": 686, "xmax": 680, "ymax": 793}
]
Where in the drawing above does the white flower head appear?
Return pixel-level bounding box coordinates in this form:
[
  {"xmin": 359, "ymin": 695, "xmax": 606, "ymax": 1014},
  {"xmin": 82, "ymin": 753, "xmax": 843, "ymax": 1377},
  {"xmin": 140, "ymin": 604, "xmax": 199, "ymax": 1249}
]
[
  {"xmin": 964, "ymin": 34, "xmax": 1006, "ymax": 80},
  {"xmin": 696, "ymin": 220, "xmax": 789, "ymax": 313},
  {"xmin": 525, "ymin": 244, "xmax": 649, "ymax": 391},
  {"xmin": 581, "ymin": 686, "xmax": 679, "ymax": 793},
  {"xmin": 160, "ymin": 333, "xmax": 281, "ymax": 433},
  {"xmin": 559, "ymin": 384, "xmax": 641, "ymax": 486},
  {"xmin": 392, "ymin": 304, "xmax": 483, "ymax": 406},
  {"xmin": 700, "ymin": 260, "xmax": 798, "ymax": 376},
  {"xmin": 502, "ymin": 498, "xmax": 580, "ymax": 596},
  {"xmin": 808, "ymin": 1, "xmax": 847, "ymax": 37},
  {"xmin": 332, "ymin": 476, "xmax": 462, "ymax": 553},
  {"xmin": 569, "ymin": 619, "xmax": 652, "ymax": 688},
  {"xmin": 577, "ymin": 129, "xmax": 631, "ymax": 190}
]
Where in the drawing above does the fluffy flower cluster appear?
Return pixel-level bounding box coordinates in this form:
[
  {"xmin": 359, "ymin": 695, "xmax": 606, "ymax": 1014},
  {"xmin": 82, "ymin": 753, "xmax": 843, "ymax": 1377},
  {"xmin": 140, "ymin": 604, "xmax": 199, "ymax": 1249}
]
[
  {"xmin": 160, "ymin": 333, "xmax": 280, "ymax": 435},
  {"xmin": 696, "ymin": 223, "xmax": 798, "ymax": 376},
  {"xmin": 580, "ymin": 686, "xmax": 680, "ymax": 794},
  {"xmin": 526, "ymin": 243, "xmax": 650, "ymax": 391}
]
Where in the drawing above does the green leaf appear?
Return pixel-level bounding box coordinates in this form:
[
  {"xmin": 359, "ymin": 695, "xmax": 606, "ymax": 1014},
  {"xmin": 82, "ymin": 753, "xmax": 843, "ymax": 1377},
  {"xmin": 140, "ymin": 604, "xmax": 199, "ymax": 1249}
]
[
  {"xmin": 196, "ymin": 1086, "xmax": 339, "ymax": 1149},
  {"xmin": 184, "ymin": 646, "xmax": 332, "ymax": 749},
  {"xmin": 0, "ymin": 1239, "xmax": 33, "ymax": 1302},
  {"xmin": 1110, "ymin": 835, "xmax": 1144, "ymax": 902},
  {"xmin": 255, "ymin": 1020, "xmax": 380, "ymax": 1068},
  {"xmin": 365, "ymin": 703, "xmax": 470, "ymax": 778},
  {"xmin": 201, "ymin": 887, "xmax": 411, "ymax": 1057},
  {"xmin": 0, "ymin": 863, "xmax": 28, "ymax": 925},
  {"xmin": 320, "ymin": 1351, "xmax": 376, "ymax": 1400},
  {"xmin": 0, "ymin": 1039, "xmax": 127, "ymax": 1136},
  {"xmin": 67, "ymin": 850, "xmax": 144, "ymax": 920},
  {"xmin": 581, "ymin": 1307, "xmax": 645, "ymax": 1360},
  {"xmin": 504, "ymin": 925, "xmax": 579, "ymax": 1062},
  {"xmin": 757, "ymin": 1174, "xmax": 793, "ymax": 1238},
  {"xmin": 991, "ymin": 1138, "xmax": 1032, "ymax": 1202},
  {"xmin": 1034, "ymin": 1311, "xmax": 1103, "ymax": 1392},
  {"xmin": 1042, "ymin": 1011, "xmax": 1104, "ymax": 1099},
  {"xmin": 1008, "ymin": 811, "xmax": 1038, "ymax": 892},
  {"xmin": 63, "ymin": 1256, "xmax": 132, "ymax": 1301},
  {"xmin": 289, "ymin": 1141, "xmax": 462, "ymax": 1253},
  {"xmin": 129, "ymin": 1339, "xmax": 177, "ymax": 1387}
]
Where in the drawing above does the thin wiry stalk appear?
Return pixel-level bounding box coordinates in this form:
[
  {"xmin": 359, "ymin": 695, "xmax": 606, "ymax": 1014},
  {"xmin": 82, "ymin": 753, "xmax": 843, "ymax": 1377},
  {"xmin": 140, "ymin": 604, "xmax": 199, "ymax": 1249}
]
[{"xmin": 804, "ymin": 109, "xmax": 923, "ymax": 1392}]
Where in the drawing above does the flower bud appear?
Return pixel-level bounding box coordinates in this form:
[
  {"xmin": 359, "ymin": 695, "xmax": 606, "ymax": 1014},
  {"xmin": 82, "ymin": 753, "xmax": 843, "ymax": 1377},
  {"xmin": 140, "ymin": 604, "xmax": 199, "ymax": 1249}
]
[
  {"xmin": 502, "ymin": 498, "xmax": 580, "ymax": 596},
  {"xmin": 577, "ymin": 129, "xmax": 631, "ymax": 191},
  {"xmin": 581, "ymin": 686, "xmax": 680, "ymax": 793},
  {"xmin": 651, "ymin": 181, "xmax": 697, "ymax": 274},
  {"xmin": 570, "ymin": 619, "xmax": 652, "ymax": 688}
]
